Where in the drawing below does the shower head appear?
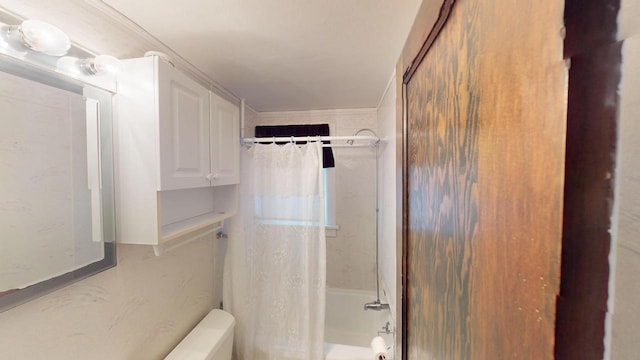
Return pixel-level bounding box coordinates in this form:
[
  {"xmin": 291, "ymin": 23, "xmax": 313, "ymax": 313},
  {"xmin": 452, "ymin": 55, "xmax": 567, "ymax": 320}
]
[{"xmin": 346, "ymin": 128, "xmax": 379, "ymax": 146}]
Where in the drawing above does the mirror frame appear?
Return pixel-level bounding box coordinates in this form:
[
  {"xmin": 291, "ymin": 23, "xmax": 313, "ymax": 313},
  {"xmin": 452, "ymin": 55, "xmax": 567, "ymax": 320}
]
[{"xmin": 0, "ymin": 52, "xmax": 117, "ymax": 313}]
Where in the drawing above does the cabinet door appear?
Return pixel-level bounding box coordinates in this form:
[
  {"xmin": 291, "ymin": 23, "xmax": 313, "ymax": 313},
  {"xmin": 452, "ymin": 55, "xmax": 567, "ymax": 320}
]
[
  {"xmin": 209, "ymin": 93, "xmax": 239, "ymax": 186},
  {"xmin": 157, "ymin": 60, "xmax": 211, "ymax": 190}
]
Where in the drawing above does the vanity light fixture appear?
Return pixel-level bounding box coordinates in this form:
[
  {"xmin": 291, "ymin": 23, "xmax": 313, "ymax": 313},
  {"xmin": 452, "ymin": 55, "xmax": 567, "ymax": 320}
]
[
  {"xmin": 79, "ymin": 54, "xmax": 123, "ymax": 76},
  {"xmin": 1, "ymin": 17, "xmax": 121, "ymax": 85},
  {"xmin": 8, "ymin": 19, "xmax": 71, "ymax": 56}
]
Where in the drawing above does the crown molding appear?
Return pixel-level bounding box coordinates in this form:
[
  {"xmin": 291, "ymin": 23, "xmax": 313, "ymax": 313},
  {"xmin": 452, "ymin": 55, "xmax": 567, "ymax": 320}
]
[{"xmin": 83, "ymin": 0, "xmax": 240, "ymax": 104}]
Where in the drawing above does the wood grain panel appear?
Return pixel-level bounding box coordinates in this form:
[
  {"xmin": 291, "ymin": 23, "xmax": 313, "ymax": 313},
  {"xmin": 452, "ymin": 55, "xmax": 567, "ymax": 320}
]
[
  {"xmin": 401, "ymin": 0, "xmax": 442, "ymax": 71},
  {"xmin": 471, "ymin": 1, "xmax": 566, "ymax": 357},
  {"xmin": 405, "ymin": 0, "xmax": 478, "ymax": 357},
  {"xmin": 403, "ymin": 0, "xmax": 567, "ymax": 358},
  {"xmin": 402, "ymin": 0, "xmax": 455, "ymax": 82}
]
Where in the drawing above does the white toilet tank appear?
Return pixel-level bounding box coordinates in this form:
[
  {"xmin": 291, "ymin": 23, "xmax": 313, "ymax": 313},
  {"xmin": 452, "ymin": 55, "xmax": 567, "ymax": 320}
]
[{"xmin": 165, "ymin": 309, "xmax": 235, "ymax": 360}]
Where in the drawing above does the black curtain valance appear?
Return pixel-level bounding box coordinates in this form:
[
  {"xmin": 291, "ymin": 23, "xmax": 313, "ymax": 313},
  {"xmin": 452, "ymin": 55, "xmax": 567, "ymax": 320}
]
[{"xmin": 255, "ymin": 124, "xmax": 335, "ymax": 168}]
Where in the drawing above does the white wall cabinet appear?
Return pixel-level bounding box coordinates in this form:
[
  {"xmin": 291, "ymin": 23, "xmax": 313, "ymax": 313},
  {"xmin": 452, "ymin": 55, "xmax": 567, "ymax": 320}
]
[
  {"xmin": 158, "ymin": 61, "xmax": 211, "ymax": 190},
  {"xmin": 114, "ymin": 55, "xmax": 239, "ymax": 253},
  {"xmin": 210, "ymin": 94, "xmax": 240, "ymax": 186}
]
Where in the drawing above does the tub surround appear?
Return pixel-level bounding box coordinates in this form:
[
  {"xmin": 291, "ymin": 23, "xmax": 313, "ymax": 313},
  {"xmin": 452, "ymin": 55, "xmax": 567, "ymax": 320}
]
[
  {"xmin": 325, "ymin": 288, "xmax": 393, "ymax": 360},
  {"xmin": 376, "ymin": 73, "xmax": 398, "ymax": 320},
  {"xmin": 324, "ymin": 343, "xmax": 375, "ymax": 360},
  {"xmin": 376, "ymin": 72, "xmax": 400, "ymax": 360}
]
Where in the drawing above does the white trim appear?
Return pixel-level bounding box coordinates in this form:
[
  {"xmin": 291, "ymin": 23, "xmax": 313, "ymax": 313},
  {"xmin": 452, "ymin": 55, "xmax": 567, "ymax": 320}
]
[{"xmin": 153, "ymin": 222, "xmax": 223, "ymax": 256}]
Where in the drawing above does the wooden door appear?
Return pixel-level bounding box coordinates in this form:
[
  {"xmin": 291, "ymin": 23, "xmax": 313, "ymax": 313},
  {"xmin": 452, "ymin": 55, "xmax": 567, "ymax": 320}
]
[
  {"xmin": 209, "ymin": 93, "xmax": 240, "ymax": 186},
  {"xmin": 402, "ymin": 0, "xmax": 567, "ymax": 358},
  {"xmin": 157, "ymin": 58, "xmax": 211, "ymax": 190}
]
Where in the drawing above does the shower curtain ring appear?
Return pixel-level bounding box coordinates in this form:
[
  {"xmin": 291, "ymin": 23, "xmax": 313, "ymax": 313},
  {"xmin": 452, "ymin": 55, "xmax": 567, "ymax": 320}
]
[
  {"xmin": 290, "ymin": 136, "xmax": 294, "ymax": 144},
  {"xmin": 272, "ymin": 136, "xmax": 276, "ymax": 144}
]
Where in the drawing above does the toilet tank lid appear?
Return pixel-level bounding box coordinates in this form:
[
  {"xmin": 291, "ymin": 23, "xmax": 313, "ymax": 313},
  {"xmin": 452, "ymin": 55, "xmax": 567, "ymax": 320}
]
[
  {"xmin": 200, "ymin": 309, "xmax": 235, "ymax": 333},
  {"xmin": 164, "ymin": 309, "xmax": 235, "ymax": 360}
]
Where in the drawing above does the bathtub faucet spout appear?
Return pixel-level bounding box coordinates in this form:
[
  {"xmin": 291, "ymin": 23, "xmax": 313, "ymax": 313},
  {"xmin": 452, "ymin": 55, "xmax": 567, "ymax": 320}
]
[{"xmin": 364, "ymin": 300, "xmax": 390, "ymax": 311}]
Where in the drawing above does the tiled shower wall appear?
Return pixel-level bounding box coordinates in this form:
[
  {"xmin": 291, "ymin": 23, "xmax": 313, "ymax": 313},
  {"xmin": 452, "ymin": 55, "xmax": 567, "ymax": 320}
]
[{"xmin": 256, "ymin": 109, "xmax": 379, "ymax": 291}]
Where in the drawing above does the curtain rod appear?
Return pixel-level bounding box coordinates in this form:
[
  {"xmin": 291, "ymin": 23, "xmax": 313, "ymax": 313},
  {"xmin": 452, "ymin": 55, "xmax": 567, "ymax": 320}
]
[{"xmin": 241, "ymin": 135, "xmax": 381, "ymax": 148}]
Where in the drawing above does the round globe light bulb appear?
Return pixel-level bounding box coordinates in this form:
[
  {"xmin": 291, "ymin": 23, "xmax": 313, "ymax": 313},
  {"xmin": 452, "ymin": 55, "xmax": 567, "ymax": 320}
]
[
  {"xmin": 56, "ymin": 56, "xmax": 83, "ymax": 76},
  {"xmin": 19, "ymin": 20, "xmax": 71, "ymax": 56},
  {"xmin": 80, "ymin": 55, "xmax": 122, "ymax": 76},
  {"xmin": 92, "ymin": 55, "xmax": 123, "ymax": 75}
]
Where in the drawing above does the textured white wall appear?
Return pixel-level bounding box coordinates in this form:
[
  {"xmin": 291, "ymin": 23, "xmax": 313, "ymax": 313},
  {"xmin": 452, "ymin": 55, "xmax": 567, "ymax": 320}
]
[
  {"xmin": 256, "ymin": 109, "xmax": 379, "ymax": 291},
  {"xmin": 376, "ymin": 75, "xmax": 397, "ymax": 320},
  {"xmin": 0, "ymin": 237, "xmax": 223, "ymax": 359},
  {"xmin": 608, "ymin": 6, "xmax": 640, "ymax": 356}
]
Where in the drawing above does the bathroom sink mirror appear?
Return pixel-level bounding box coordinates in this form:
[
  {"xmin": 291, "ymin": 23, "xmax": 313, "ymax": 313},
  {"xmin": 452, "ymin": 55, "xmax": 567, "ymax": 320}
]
[{"xmin": 0, "ymin": 53, "xmax": 116, "ymax": 312}]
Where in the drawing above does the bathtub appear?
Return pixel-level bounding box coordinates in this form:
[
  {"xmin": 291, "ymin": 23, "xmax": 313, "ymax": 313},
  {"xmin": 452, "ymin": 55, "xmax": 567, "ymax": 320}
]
[{"xmin": 324, "ymin": 288, "xmax": 393, "ymax": 360}]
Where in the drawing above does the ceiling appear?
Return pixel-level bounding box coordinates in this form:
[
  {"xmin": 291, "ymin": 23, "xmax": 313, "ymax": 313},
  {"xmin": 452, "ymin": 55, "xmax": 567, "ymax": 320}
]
[{"xmin": 101, "ymin": 0, "xmax": 422, "ymax": 111}]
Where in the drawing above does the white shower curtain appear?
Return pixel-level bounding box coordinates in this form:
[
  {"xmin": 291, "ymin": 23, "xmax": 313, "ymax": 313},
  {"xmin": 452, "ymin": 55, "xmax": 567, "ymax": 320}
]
[{"xmin": 223, "ymin": 142, "xmax": 326, "ymax": 360}]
